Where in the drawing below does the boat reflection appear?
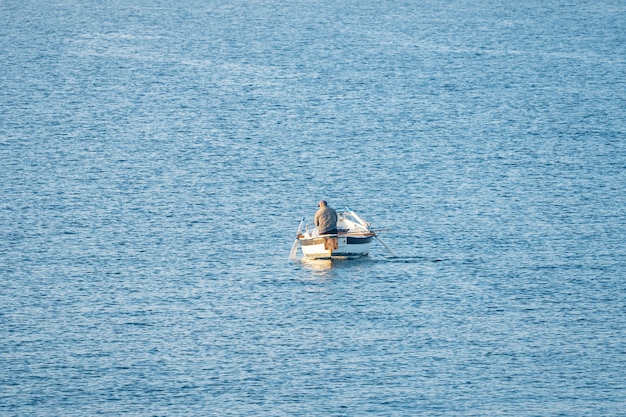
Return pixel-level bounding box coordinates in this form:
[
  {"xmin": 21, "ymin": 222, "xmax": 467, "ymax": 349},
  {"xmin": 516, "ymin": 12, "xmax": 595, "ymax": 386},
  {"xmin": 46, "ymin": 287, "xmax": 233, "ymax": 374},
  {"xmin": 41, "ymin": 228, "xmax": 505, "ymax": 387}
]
[
  {"xmin": 300, "ymin": 258, "xmax": 333, "ymax": 272},
  {"xmin": 299, "ymin": 256, "xmax": 371, "ymax": 272}
]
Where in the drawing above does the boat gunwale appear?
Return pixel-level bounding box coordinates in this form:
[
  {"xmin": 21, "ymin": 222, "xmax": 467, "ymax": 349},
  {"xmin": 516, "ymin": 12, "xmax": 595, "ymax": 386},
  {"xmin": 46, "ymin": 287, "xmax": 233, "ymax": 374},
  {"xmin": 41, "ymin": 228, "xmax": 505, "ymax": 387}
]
[{"xmin": 298, "ymin": 233, "xmax": 374, "ymax": 245}]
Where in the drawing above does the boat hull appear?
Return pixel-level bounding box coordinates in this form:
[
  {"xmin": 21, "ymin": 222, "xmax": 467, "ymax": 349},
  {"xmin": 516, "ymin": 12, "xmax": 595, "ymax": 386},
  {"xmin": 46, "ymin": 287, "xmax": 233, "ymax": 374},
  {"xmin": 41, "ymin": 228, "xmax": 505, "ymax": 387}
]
[{"xmin": 299, "ymin": 235, "xmax": 373, "ymax": 259}]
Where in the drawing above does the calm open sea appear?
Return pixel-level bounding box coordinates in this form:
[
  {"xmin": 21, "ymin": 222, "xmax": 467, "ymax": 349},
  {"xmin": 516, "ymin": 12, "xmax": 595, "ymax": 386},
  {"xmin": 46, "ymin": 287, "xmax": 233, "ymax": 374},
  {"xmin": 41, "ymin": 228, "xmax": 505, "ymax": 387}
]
[{"xmin": 2, "ymin": 0, "xmax": 626, "ymax": 415}]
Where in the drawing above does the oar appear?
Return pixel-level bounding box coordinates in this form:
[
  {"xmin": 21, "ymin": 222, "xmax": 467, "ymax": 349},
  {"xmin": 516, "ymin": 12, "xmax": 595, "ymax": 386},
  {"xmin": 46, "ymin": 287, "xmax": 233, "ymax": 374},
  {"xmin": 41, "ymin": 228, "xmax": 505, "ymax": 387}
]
[
  {"xmin": 375, "ymin": 235, "xmax": 398, "ymax": 258},
  {"xmin": 289, "ymin": 218, "xmax": 305, "ymax": 260},
  {"xmin": 348, "ymin": 208, "xmax": 398, "ymax": 257},
  {"xmin": 346, "ymin": 207, "xmax": 370, "ymax": 229}
]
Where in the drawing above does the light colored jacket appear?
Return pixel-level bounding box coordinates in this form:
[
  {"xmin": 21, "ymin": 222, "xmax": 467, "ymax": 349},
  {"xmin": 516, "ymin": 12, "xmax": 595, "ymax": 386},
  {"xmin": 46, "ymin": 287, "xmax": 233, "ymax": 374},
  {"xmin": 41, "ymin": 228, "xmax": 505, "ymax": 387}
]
[{"xmin": 314, "ymin": 206, "xmax": 338, "ymax": 234}]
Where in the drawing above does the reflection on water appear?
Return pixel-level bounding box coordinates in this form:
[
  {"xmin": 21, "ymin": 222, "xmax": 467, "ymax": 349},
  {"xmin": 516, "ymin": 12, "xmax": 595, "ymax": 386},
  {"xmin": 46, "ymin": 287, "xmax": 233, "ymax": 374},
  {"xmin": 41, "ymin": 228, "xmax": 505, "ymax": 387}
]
[
  {"xmin": 292, "ymin": 259, "xmax": 334, "ymax": 292},
  {"xmin": 300, "ymin": 258, "xmax": 334, "ymax": 272},
  {"xmin": 299, "ymin": 256, "xmax": 376, "ymax": 271},
  {"xmin": 297, "ymin": 259, "xmax": 335, "ymax": 289},
  {"xmin": 296, "ymin": 257, "xmax": 371, "ymax": 286},
  {"xmin": 296, "ymin": 256, "xmax": 377, "ymax": 285}
]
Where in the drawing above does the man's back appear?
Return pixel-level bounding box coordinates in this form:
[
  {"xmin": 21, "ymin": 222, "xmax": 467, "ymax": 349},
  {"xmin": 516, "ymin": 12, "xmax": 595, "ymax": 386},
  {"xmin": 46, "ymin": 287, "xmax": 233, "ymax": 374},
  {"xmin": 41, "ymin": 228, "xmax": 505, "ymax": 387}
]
[{"xmin": 315, "ymin": 206, "xmax": 338, "ymax": 235}]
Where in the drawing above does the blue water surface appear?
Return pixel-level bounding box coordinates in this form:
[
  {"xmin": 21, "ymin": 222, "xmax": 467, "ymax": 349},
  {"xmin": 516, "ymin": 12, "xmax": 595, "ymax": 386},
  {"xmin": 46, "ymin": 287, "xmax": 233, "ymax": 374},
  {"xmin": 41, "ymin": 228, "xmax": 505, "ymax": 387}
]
[{"xmin": 1, "ymin": 0, "xmax": 626, "ymax": 415}]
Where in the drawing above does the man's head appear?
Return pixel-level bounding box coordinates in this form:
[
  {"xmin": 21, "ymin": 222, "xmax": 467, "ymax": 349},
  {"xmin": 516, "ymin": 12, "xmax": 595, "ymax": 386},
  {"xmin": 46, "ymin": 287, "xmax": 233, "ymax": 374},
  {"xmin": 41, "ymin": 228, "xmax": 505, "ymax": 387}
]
[{"xmin": 318, "ymin": 200, "xmax": 327, "ymax": 208}]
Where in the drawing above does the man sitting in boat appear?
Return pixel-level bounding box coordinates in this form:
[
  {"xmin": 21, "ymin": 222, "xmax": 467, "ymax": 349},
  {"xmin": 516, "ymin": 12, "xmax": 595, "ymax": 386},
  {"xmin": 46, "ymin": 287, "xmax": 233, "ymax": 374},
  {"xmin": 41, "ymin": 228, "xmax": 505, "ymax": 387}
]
[{"xmin": 314, "ymin": 200, "xmax": 338, "ymax": 235}]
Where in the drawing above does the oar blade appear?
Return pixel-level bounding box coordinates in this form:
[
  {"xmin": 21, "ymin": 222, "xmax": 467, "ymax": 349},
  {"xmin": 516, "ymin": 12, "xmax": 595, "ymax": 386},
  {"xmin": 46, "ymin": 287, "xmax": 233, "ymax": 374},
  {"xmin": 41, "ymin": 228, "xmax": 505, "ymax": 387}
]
[
  {"xmin": 375, "ymin": 236, "xmax": 398, "ymax": 258},
  {"xmin": 289, "ymin": 239, "xmax": 299, "ymax": 260},
  {"xmin": 289, "ymin": 218, "xmax": 305, "ymax": 260}
]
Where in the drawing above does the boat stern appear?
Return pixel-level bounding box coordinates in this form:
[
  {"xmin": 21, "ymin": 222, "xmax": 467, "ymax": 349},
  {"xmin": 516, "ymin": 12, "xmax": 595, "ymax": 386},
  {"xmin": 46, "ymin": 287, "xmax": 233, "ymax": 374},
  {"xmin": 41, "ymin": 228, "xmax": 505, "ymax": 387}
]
[{"xmin": 299, "ymin": 234, "xmax": 373, "ymax": 259}]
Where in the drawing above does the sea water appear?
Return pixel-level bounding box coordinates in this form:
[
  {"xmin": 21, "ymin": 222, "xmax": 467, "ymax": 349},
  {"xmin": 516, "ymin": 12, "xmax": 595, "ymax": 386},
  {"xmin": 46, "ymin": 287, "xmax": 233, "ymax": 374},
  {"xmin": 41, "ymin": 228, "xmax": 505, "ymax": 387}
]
[{"xmin": 1, "ymin": 0, "xmax": 625, "ymax": 415}]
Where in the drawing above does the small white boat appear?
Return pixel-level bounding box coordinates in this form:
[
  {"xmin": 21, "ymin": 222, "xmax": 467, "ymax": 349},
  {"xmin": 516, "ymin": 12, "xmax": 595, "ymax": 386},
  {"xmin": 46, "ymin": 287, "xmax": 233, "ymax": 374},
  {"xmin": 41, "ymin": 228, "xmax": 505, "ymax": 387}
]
[{"xmin": 289, "ymin": 208, "xmax": 397, "ymax": 260}]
